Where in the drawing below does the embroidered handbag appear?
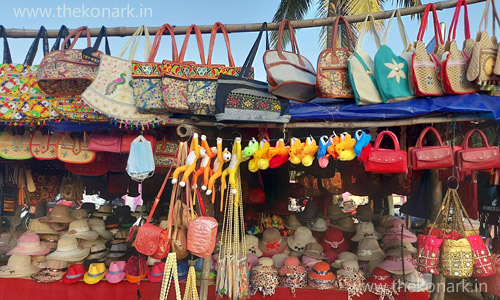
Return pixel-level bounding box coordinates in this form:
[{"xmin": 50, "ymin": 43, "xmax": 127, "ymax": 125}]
[
  {"xmin": 0, "ymin": 128, "xmax": 33, "ymax": 160},
  {"xmin": 411, "ymin": 127, "xmax": 454, "ymax": 170},
  {"xmin": 478, "ymin": 254, "xmax": 500, "ymax": 296},
  {"xmin": 456, "ymin": 129, "xmax": 500, "ymax": 171},
  {"xmin": 442, "ymin": 0, "xmax": 479, "ymax": 94},
  {"xmin": 82, "ymin": 26, "xmax": 163, "ymax": 126},
  {"xmin": 37, "ymin": 26, "xmax": 111, "ymax": 96},
  {"xmin": 30, "ymin": 130, "xmax": 61, "ymax": 160},
  {"xmin": 364, "ymin": 130, "xmax": 407, "ymax": 173},
  {"xmin": 88, "ymin": 134, "xmax": 122, "ymax": 153},
  {"xmin": 468, "ymin": 0, "xmax": 500, "ymax": 87},
  {"xmin": 56, "ymin": 133, "xmax": 96, "ymax": 164},
  {"xmin": 374, "ymin": 10, "xmax": 415, "ymax": 103},
  {"xmin": 215, "ymin": 23, "xmax": 290, "ymax": 123},
  {"xmin": 411, "ymin": 3, "xmax": 445, "ymax": 97},
  {"xmin": 55, "ymin": 97, "xmax": 107, "ymax": 122},
  {"xmin": 126, "ymin": 135, "xmax": 155, "ymax": 182},
  {"xmin": 65, "ymin": 152, "xmax": 109, "ymax": 176},
  {"xmin": 417, "ymin": 234, "xmax": 443, "ymax": 274},
  {"xmin": 317, "ymin": 15, "xmax": 355, "ymax": 99},
  {"xmin": 187, "ymin": 216, "xmax": 218, "ymax": 258},
  {"xmin": 121, "ymin": 134, "xmax": 155, "ymax": 153},
  {"xmin": 155, "ymin": 137, "xmax": 178, "ymax": 168},
  {"xmin": 132, "ymin": 24, "xmax": 175, "ymax": 114},
  {"xmin": 347, "ymin": 15, "xmax": 383, "ymax": 105},
  {"xmin": 264, "ymin": 19, "xmax": 316, "ymax": 102},
  {"xmin": 186, "ymin": 22, "xmax": 247, "ymax": 115}
]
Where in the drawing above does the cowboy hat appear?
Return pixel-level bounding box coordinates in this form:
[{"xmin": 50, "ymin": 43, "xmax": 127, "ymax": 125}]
[
  {"xmin": 39, "ymin": 205, "xmax": 75, "ymax": 224},
  {"xmin": 287, "ymin": 227, "xmax": 316, "ymax": 253},
  {"xmin": 31, "ymin": 259, "xmax": 68, "ymax": 283},
  {"xmin": 62, "ymin": 264, "xmax": 86, "ymax": 284},
  {"xmin": 7, "ymin": 233, "xmax": 51, "ymax": 256},
  {"xmin": 0, "ymin": 254, "xmax": 39, "ymax": 278},
  {"xmin": 64, "ymin": 220, "xmax": 99, "ymax": 241},
  {"xmin": 46, "ymin": 237, "xmax": 90, "ymax": 262},
  {"xmin": 106, "ymin": 261, "xmax": 127, "ymax": 283},
  {"xmin": 84, "ymin": 263, "xmax": 106, "ymax": 284}
]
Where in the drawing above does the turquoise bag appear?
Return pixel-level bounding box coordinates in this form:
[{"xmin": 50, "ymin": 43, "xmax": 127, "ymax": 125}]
[{"xmin": 374, "ymin": 10, "xmax": 415, "ymax": 103}]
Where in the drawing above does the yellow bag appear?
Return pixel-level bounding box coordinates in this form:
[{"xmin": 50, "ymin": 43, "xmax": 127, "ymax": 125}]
[
  {"xmin": 56, "ymin": 133, "xmax": 96, "ymax": 164},
  {"xmin": 441, "ymin": 238, "xmax": 474, "ymax": 279},
  {"xmin": 0, "ymin": 128, "xmax": 33, "ymax": 160}
]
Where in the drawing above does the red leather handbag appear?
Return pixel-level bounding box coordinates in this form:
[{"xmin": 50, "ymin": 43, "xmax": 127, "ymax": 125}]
[
  {"xmin": 88, "ymin": 134, "xmax": 122, "ymax": 153},
  {"xmin": 65, "ymin": 152, "xmax": 108, "ymax": 176},
  {"xmin": 411, "ymin": 127, "xmax": 454, "ymax": 170},
  {"xmin": 121, "ymin": 135, "xmax": 155, "ymax": 153},
  {"xmin": 365, "ymin": 131, "xmax": 407, "ymax": 173},
  {"xmin": 456, "ymin": 129, "xmax": 500, "ymax": 172}
]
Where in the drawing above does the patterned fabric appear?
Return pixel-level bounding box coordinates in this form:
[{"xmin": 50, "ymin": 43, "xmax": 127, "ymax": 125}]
[
  {"xmin": 131, "ymin": 61, "xmax": 167, "ymax": 114},
  {"xmin": 412, "ymin": 41, "xmax": 444, "ymax": 96},
  {"xmin": 155, "ymin": 140, "xmax": 178, "ymax": 168},
  {"xmin": 0, "ymin": 63, "xmax": 49, "ymax": 101},
  {"xmin": 0, "ymin": 130, "xmax": 33, "ymax": 160},
  {"xmin": 29, "ymin": 176, "xmax": 60, "ymax": 202},
  {"xmin": 278, "ymin": 267, "xmax": 308, "ymax": 296},
  {"xmin": 467, "ymin": 234, "xmax": 495, "ymax": 277},
  {"xmin": 186, "ymin": 80, "xmax": 218, "ymax": 115},
  {"xmin": 56, "ymin": 134, "xmax": 96, "ymax": 164},
  {"xmin": 56, "ymin": 98, "xmax": 107, "ymax": 122},
  {"xmin": 162, "ymin": 60, "xmax": 191, "ymax": 113},
  {"xmin": 440, "ymin": 238, "xmax": 474, "ymax": 279},
  {"xmin": 30, "ymin": 131, "xmax": 60, "ymax": 160},
  {"xmin": 317, "ymin": 50, "xmax": 354, "ymax": 98},
  {"xmin": 417, "ymin": 234, "xmax": 443, "ymax": 274},
  {"xmin": 250, "ymin": 266, "xmax": 279, "ymax": 297},
  {"xmin": 336, "ymin": 269, "xmax": 366, "ymax": 300}
]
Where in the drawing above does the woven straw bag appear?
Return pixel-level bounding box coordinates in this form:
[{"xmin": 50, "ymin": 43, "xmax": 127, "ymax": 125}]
[
  {"xmin": 411, "ymin": 3, "xmax": 445, "ymax": 97},
  {"xmin": 56, "ymin": 133, "xmax": 96, "ymax": 164},
  {"xmin": 159, "ymin": 253, "xmax": 182, "ymax": 300},
  {"xmin": 30, "ymin": 130, "xmax": 61, "ymax": 160},
  {"xmin": 0, "ymin": 128, "xmax": 33, "ymax": 160}
]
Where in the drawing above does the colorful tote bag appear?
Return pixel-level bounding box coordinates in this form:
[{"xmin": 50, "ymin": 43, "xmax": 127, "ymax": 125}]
[
  {"xmin": 411, "ymin": 3, "xmax": 445, "ymax": 97},
  {"xmin": 442, "ymin": 0, "xmax": 478, "ymax": 94},
  {"xmin": 0, "ymin": 128, "xmax": 33, "ymax": 160},
  {"xmin": 82, "ymin": 26, "xmax": 164, "ymax": 126},
  {"xmin": 347, "ymin": 15, "xmax": 383, "ymax": 105},
  {"xmin": 187, "ymin": 22, "xmax": 249, "ymax": 115},
  {"xmin": 56, "ymin": 133, "xmax": 96, "ymax": 164},
  {"xmin": 132, "ymin": 24, "xmax": 177, "ymax": 114},
  {"xmin": 374, "ymin": 10, "xmax": 415, "ymax": 103},
  {"xmin": 163, "ymin": 25, "xmax": 205, "ymax": 114},
  {"xmin": 55, "ymin": 97, "xmax": 107, "ymax": 122},
  {"xmin": 155, "ymin": 138, "xmax": 178, "ymax": 168},
  {"xmin": 317, "ymin": 15, "xmax": 355, "ymax": 99},
  {"xmin": 30, "ymin": 130, "xmax": 61, "ymax": 160}
]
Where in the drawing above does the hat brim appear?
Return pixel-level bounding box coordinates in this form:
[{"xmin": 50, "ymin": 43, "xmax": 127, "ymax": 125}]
[
  {"xmin": 106, "ymin": 272, "xmax": 126, "ymax": 283},
  {"xmin": 308, "ymin": 270, "xmax": 335, "ymax": 281},
  {"xmin": 65, "ymin": 230, "xmax": 99, "ymax": 241},
  {"xmin": 147, "ymin": 273, "xmax": 163, "ymax": 282},
  {"xmin": 87, "ymin": 251, "xmax": 109, "ymax": 261},
  {"xmin": 287, "ymin": 236, "xmax": 316, "ymax": 253},
  {"xmin": 358, "ymin": 251, "xmax": 385, "ymax": 262},
  {"xmin": 7, "ymin": 243, "xmax": 51, "ymax": 256},
  {"xmin": 354, "ymin": 212, "xmax": 383, "ymax": 222},
  {"xmin": 304, "ymin": 251, "xmax": 327, "ymax": 260},
  {"xmin": 94, "ymin": 230, "xmax": 113, "ymax": 240},
  {"xmin": 39, "ymin": 216, "xmax": 75, "ymax": 224},
  {"xmin": 258, "ymin": 237, "xmax": 288, "ymax": 257},
  {"xmin": 83, "ymin": 272, "xmax": 106, "ymax": 284},
  {"xmin": 284, "ymin": 224, "xmax": 301, "ymax": 230},
  {"xmin": 326, "ymin": 212, "xmax": 349, "ymax": 220},
  {"xmin": 0, "ymin": 265, "xmax": 40, "ymax": 278},
  {"xmin": 31, "ymin": 269, "xmax": 66, "ymax": 283},
  {"xmin": 93, "ymin": 212, "xmax": 114, "ymax": 218},
  {"xmin": 62, "ymin": 272, "xmax": 85, "ymax": 284},
  {"xmin": 382, "ymin": 234, "xmax": 417, "ymax": 244},
  {"xmin": 28, "ymin": 228, "xmax": 59, "ymax": 235},
  {"xmin": 351, "ymin": 231, "xmax": 383, "ymax": 242},
  {"xmin": 307, "ymin": 224, "xmax": 328, "ymax": 232},
  {"xmin": 125, "ymin": 273, "xmax": 146, "ymax": 284},
  {"xmin": 47, "ymin": 247, "xmax": 90, "ymax": 262}
]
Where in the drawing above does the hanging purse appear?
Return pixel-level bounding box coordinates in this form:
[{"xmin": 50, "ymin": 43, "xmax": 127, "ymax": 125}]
[
  {"xmin": 54, "ymin": 97, "xmax": 106, "ymax": 122},
  {"xmin": 456, "ymin": 129, "xmax": 500, "ymax": 172},
  {"xmin": 183, "ymin": 266, "xmax": 200, "ymax": 300},
  {"xmin": 364, "ymin": 130, "xmax": 407, "ymax": 173},
  {"xmin": 0, "ymin": 128, "xmax": 33, "ymax": 160},
  {"xmin": 264, "ymin": 19, "xmax": 316, "ymax": 102},
  {"xmin": 348, "ymin": 15, "xmax": 383, "ymax": 105},
  {"xmin": 442, "ymin": 0, "xmax": 479, "ymax": 94},
  {"xmin": 187, "ymin": 214, "xmax": 218, "ymax": 258},
  {"xmin": 412, "ymin": 3, "xmax": 445, "ymax": 97},
  {"xmin": 215, "ymin": 23, "xmax": 290, "ymax": 123},
  {"xmin": 30, "ymin": 130, "xmax": 61, "ymax": 160},
  {"xmin": 317, "ymin": 15, "xmax": 355, "ymax": 99},
  {"xmin": 37, "ymin": 26, "xmax": 111, "ymax": 96},
  {"xmin": 65, "ymin": 152, "xmax": 109, "ymax": 176},
  {"xmin": 126, "ymin": 135, "xmax": 155, "ymax": 182},
  {"xmin": 410, "ymin": 127, "xmax": 454, "ymax": 170},
  {"xmin": 155, "ymin": 137, "xmax": 178, "ymax": 169},
  {"xmin": 159, "ymin": 253, "xmax": 182, "ymax": 300},
  {"xmin": 187, "ymin": 22, "xmax": 247, "ymax": 116},
  {"xmin": 56, "ymin": 133, "xmax": 96, "ymax": 164},
  {"xmin": 88, "ymin": 133, "xmax": 122, "ymax": 153},
  {"xmin": 374, "ymin": 10, "xmax": 415, "ymax": 103}
]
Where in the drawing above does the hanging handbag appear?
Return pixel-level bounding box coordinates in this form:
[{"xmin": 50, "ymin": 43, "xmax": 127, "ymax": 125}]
[
  {"xmin": 187, "ymin": 214, "xmax": 218, "ymax": 258},
  {"xmin": 121, "ymin": 134, "xmax": 155, "ymax": 153},
  {"xmin": 215, "ymin": 23, "xmax": 290, "ymax": 123},
  {"xmin": 126, "ymin": 135, "xmax": 155, "ymax": 182},
  {"xmin": 317, "ymin": 15, "xmax": 355, "ymax": 99},
  {"xmin": 412, "ymin": 3, "xmax": 445, "ymax": 97},
  {"xmin": 264, "ymin": 19, "xmax": 316, "ymax": 102},
  {"xmin": 456, "ymin": 129, "xmax": 500, "ymax": 172},
  {"xmin": 478, "ymin": 254, "xmax": 500, "ymax": 296},
  {"xmin": 364, "ymin": 131, "xmax": 407, "ymax": 173},
  {"xmin": 54, "ymin": 97, "xmax": 106, "ymax": 122},
  {"xmin": 159, "ymin": 253, "xmax": 182, "ymax": 300},
  {"xmin": 0, "ymin": 128, "xmax": 33, "ymax": 160},
  {"xmin": 82, "ymin": 25, "xmax": 163, "ymax": 126},
  {"xmin": 348, "ymin": 15, "xmax": 383, "ymax": 105},
  {"xmin": 37, "ymin": 26, "xmax": 110, "ymax": 96},
  {"xmin": 411, "ymin": 127, "xmax": 454, "ymax": 170},
  {"xmin": 468, "ymin": 0, "xmax": 500, "ymax": 86},
  {"xmin": 186, "ymin": 22, "xmax": 247, "ymax": 116},
  {"xmin": 374, "ymin": 10, "xmax": 415, "ymax": 103},
  {"xmin": 56, "ymin": 133, "xmax": 96, "ymax": 164},
  {"xmin": 183, "ymin": 266, "xmax": 200, "ymax": 300},
  {"xmin": 132, "ymin": 24, "xmax": 176, "ymax": 114},
  {"xmin": 30, "ymin": 130, "xmax": 61, "ymax": 160},
  {"xmin": 88, "ymin": 134, "xmax": 122, "ymax": 153},
  {"xmin": 442, "ymin": 0, "xmax": 479, "ymax": 95},
  {"xmin": 65, "ymin": 152, "xmax": 109, "ymax": 176},
  {"xmin": 155, "ymin": 137, "xmax": 178, "ymax": 169}
]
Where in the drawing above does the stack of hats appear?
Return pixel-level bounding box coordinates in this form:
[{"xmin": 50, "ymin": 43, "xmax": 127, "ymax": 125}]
[
  {"xmin": 357, "ymin": 237, "xmax": 385, "ymax": 276},
  {"xmin": 27, "ymin": 219, "xmax": 60, "ymax": 251},
  {"xmin": 31, "ymin": 260, "xmax": 68, "ymax": 283},
  {"xmin": 331, "ymin": 252, "xmax": 358, "ymax": 269},
  {"xmin": 258, "ymin": 228, "xmax": 287, "ymax": 258},
  {"xmin": 288, "ymin": 227, "xmax": 316, "ymax": 255},
  {"xmin": 308, "ymin": 261, "xmax": 335, "ymax": 290},
  {"xmin": 0, "ymin": 254, "xmax": 40, "ymax": 278},
  {"xmin": 379, "ymin": 218, "xmax": 417, "ymax": 275},
  {"xmin": 321, "ymin": 227, "xmax": 350, "ymax": 254},
  {"xmin": 278, "ymin": 256, "xmax": 307, "ymax": 296},
  {"xmin": 336, "ymin": 260, "xmax": 366, "ymax": 300},
  {"xmin": 382, "ymin": 218, "xmax": 417, "ymax": 245},
  {"xmin": 39, "ymin": 205, "xmax": 75, "ymax": 232},
  {"xmin": 7, "ymin": 233, "xmax": 51, "ymax": 257},
  {"xmin": 250, "ymin": 257, "xmax": 279, "ymax": 297},
  {"xmin": 93, "ymin": 205, "xmax": 113, "ymax": 219},
  {"xmin": 47, "ymin": 236, "xmax": 90, "ymax": 262}
]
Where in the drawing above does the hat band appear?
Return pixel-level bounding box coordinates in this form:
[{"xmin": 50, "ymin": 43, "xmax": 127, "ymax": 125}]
[
  {"xmin": 312, "ymin": 268, "xmax": 331, "ymax": 276},
  {"xmin": 69, "ymin": 228, "xmax": 91, "ymax": 234},
  {"xmin": 292, "ymin": 245, "xmax": 305, "ymax": 252},
  {"xmin": 66, "ymin": 272, "xmax": 84, "ymax": 279},
  {"xmin": 373, "ymin": 274, "xmax": 390, "ymax": 281},
  {"xmin": 107, "ymin": 270, "xmax": 124, "ymax": 275},
  {"xmin": 323, "ymin": 238, "xmax": 344, "ymax": 248},
  {"xmin": 46, "ymin": 268, "xmax": 67, "ymax": 272},
  {"xmin": 17, "ymin": 241, "xmax": 43, "ymax": 249},
  {"xmin": 358, "ymin": 249, "xmax": 381, "ymax": 257},
  {"xmin": 90, "ymin": 249, "xmax": 107, "ymax": 255},
  {"xmin": 110, "ymin": 250, "xmax": 125, "ymax": 253},
  {"xmin": 150, "ymin": 272, "xmax": 163, "ymax": 277},
  {"xmin": 87, "ymin": 270, "xmax": 105, "ymax": 277},
  {"xmin": 57, "ymin": 245, "xmax": 79, "ymax": 252},
  {"xmin": 265, "ymin": 238, "xmax": 282, "ymax": 252},
  {"xmin": 114, "ymin": 237, "xmax": 126, "ymax": 241}
]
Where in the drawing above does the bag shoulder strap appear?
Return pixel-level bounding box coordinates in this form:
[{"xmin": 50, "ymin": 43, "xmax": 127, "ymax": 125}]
[
  {"xmin": 179, "ymin": 25, "xmax": 206, "ymax": 64},
  {"xmin": 51, "ymin": 25, "xmax": 72, "ymax": 51},
  {"xmin": 416, "ymin": 4, "xmax": 444, "ymax": 46},
  {"xmin": 207, "ymin": 22, "xmax": 235, "ymax": 67},
  {"xmin": 117, "ymin": 25, "xmax": 151, "ymax": 61},
  {"xmin": 81, "ymin": 26, "xmax": 111, "ymax": 58},
  {"xmin": 356, "ymin": 15, "xmax": 380, "ymax": 51},
  {"xmin": 148, "ymin": 24, "xmax": 178, "ymax": 63},
  {"xmin": 331, "ymin": 16, "xmax": 355, "ymax": 51},
  {"xmin": 240, "ymin": 22, "xmax": 269, "ymax": 78},
  {"xmin": 24, "ymin": 26, "xmax": 49, "ymax": 66},
  {"xmin": 0, "ymin": 26, "xmax": 12, "ymax": 64},
  {"xmin": 448, "ymin": 0, "xmax": 471, "ymax": 41},
  {"xmin": 382, "ymin": 10, "xmax": 410, "ymax": 48}
]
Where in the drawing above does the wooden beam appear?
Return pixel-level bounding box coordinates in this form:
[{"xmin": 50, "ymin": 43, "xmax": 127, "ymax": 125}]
[{"xmin": 4, "ymin": 0, "xmax": 486, "ymax": 38}]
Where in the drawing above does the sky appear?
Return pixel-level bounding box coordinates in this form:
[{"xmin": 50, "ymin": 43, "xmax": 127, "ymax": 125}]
[{"xmin": 0, "ymin": 0, "xmax": 491, "ymax": 81}]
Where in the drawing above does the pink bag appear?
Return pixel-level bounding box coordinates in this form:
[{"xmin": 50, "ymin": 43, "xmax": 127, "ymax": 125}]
[
  {"xmin": 88, "ymin": 134, "xmax": 122, "ymax": 153},
  {"xmin": 187, "ymin": 216, "xmax": 218, "ymax": 258},
  {"xmin": 417, "ymin": 234, "xmax": 443, "ymax": 274},
  {"xmin": 467, "ymin": 234, "xmax": 496, "ymax": 277},
  {"xmin": 479, "ymin": 254, "xmax": 500, "ymax": 296}
]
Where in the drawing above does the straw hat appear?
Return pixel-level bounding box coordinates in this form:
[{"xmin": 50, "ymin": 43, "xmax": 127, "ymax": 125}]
[
  {"xmin": 357, "ymin": 237, "xmax": 385, "ymax": 261},
  {"xmin": 308, "ymin": 261, "xmax": 335, "ymax": 289},
  {"xmin": 378, "ymin": 254, "xmax": 417, "ymax": 275},
  {"xmin": 351, "ymin": 222, "xmax": 383, "ymax": 242},
  {"xmin": 0, "ymin": 254, "xmax": 39, "ymax": 278},
  {"xmin": 321, "ymin": 227, "xmax": 350, "ymax": 253},
  {"xmin": 332, "ymin": 217, "xmax": 356, "ymax": 233},
  {"xmin": 7, "ymin": 233, "xmax": 51, "ymax": 256},
  {"xmin": 337, "ymin": 260, "xmax": 361, "ymax": 277},
  {"xmin": 79, "ymin": 237, "xmax": 107, "ymax": 249},
  {"xmin": 46, "ymin": 236, "xmax": 90, "ymax": 262},
  {"xmin": 246, "ymin": 235, "xmax": 263, "ymax": 257},
  {"xmin": 64, "ymin": 220, "xmax": 99, "ymax": 241},
  {"xmin": 84, "ymin": 263, "xmax": 107, "ymax": 284},
  {"xmin": 354, "ymin": 205, "xmax": 383, "ymax": 221},
  {"xmin": 146, "ymin": 262, "xmax": 165, "ymax": 283},
  {"xmin": 62, "ymin": 264, "xmax": 86, "ymax": 284},
  {"xmin": 325, "ymin": 203, "xmax": 349, "ymax": 221},
  {"xmin": 39, "ymin": 234, "xmax": 60, "ymax": 251},
  {"xmin": 71, "ymin": 209, "xmax": 89, "ymax": 220},
  {"xmin": 308, "ymin": 218, "xmax": 328, "ymax": 232},
  {"xmin": 331, "ymin": 252, "xmax": 358, "ymax": 269},
  {"xmin": 106, "ymin": 261, "xmax": 127, "ymax": 283},
  {"xmin": 111, "ymin": 231, "xmax": 128, "ymax": 244},
  {"xmin": 31, "ymin": 259, "xmax": 68, "ymax": 283},
  {"xmin": 31, "ymin": 255, "xmax": 47, "ymax": 269},
  {"xmin": 88, "ymin": 218, "xmax": 113, "ymax": 240},
  {"xmin": 39, "ymin": 205, "xmax": 75, "ymax": 223},
  {"xmin": 93, "ymin": 205, "xmax": 113, "ymax": 218},
  {"xmin": 296, "ymin": 201, "xmax": 320, "ymax": 224},
  {"xmin": 87, "ymin": 243, "xmax": 109, "ymax": 260},
  {"xmin": 49, "ymin": 222, "xmax": 69, "ymax": 232},
  {"xmin": 287, "ymin": 227, "xmax": 316, "ymax": 253},
  {"xmin": 258, "ymin": 228, "xmax": 287, "ymax": 257},
  {"xmin": 284, "ymin": 215, "xmax": 302, "ymax": 230},
  {"xmin": 28, "ymin": 218, "xmax": 58, "ymax": 235},
  {"xmin": 384, "ymin": 241, "xmax": 416, "ymax": 257},
  {"xmin": 304, "ymin": 243, "xmax": 327, "ymax": 260}
]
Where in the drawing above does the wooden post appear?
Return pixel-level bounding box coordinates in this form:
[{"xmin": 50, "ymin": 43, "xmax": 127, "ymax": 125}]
[
  {"xmin": 199, "ymin": 257, "xmax": 212, "ymax": 300},
  {"xmin": 429, "ymin": 169, "xmax": 445, "ymax": 300}
]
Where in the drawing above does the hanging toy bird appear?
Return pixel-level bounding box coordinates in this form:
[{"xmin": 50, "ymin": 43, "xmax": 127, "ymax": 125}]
[
  {"xmin": 249, "ymin": 139, "xmax": 271, "ymax": 172},
  {"xmin": 193, "ymin": 135, "xmax": 216, "ymax": 190},
  {"xmin": 269, "ymin": 139, "xmax": 290, "ymax": 169},
  {"xmin": 172, "ymin": 133, "xmax": 200, "ymax": 187},
  {"xmin": 243, "ymin": 138, "xmax": 259, "ymax": 159},
  {"xmin": 104, "ymin": 73, "xmax": 127, "ymax": 96},
  {"xmin": 354, "ymin": 130, "xmax": 372, "ymax": 162},
  {"xmin": 327, "ymin": 132, "xmax": 341, "ymax": 160},
  {"xmin": 289, "ymin": 138, "xmax": 304, "ymax": 165},
  {"xmin": 317, "ymin": 135, "xmax": 331, "ymax": 168},
  {"xmin": 335, "ymin": 132, "xmax": 357, "ymax": 161},
  {"xmin": 302, "ymin": 136, "xmax": 319, "ymax": 167}
]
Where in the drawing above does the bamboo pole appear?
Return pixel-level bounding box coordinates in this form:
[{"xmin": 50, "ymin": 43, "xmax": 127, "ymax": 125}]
[
  {"xmin": 429, "ymin": 169, "xmax": 445, "ymax": 300},
  {"xmin": 4, "ymin": 0, "xmax": 486, "ymax": 38}
]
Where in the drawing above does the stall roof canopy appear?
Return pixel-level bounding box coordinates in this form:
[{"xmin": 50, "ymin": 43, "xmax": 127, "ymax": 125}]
[{"xmin": 290, "ymin": 94, "xmax": 500, "ymax": 121}]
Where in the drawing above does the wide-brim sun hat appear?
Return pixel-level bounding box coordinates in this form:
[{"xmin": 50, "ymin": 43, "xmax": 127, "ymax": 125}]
[
  {"xmin": 258, "ymin": 228, "xmax": 288, "ymax": 257},
  {"xmin": 378, "ymin": 255, "xmax": 417, "ymax": 275},
  {"xmin": 64, "ymin": 219, "xmax": 99, "ymax": 241},
  {"xmin": 39, "ymin": 205, "xmax": 75, "ymax": 224},
  {"xmin": 46, "ymin": 236, "xmax": 90, "ymax": 262},
  {"xmin": 351, "ymin": 222, "xmax": 383, "ymax": 242},
  {"xmin": 28, "ymin": 218, "xmax": 59, "ymax": 235},
  {"xmin": 0, "ymin": 254, "xmax": 40, "ymax": 278},
  {"xmin": 88, "ymin": 218, "xmax": 113, "ymax": 240},
  {"xmin": 7, "ymin": 233, "xmax": 51, "ymax": 256},
  {"xmin": 31, "ymin": 259, "xmax": 68, "ymax": 283}
]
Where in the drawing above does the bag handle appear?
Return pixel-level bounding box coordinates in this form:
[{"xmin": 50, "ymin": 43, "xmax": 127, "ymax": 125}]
[
  {"xmin": 51, "ymin": 25, "xmax": 72, "ymax": 52},
  {"xmin": 81, "ymin": 26, "xmax": 111, "ymax": 58},
  {"xmin": 145, "ymin": 165, "xmax": 174, "ymax": 225},
  {"xmin": 331, "ymin": 16, "xmax": 355, "ymax": 52},
  {"xmin": 381, "ymin": 10, "xmax": 410, "ymax": 48},
  {"xmin": 448, "ymin": 0, "xmax": 471, "ymax": 41},
  {"xmin": 356, "ymin": 15, "xmax": 381, "ymax": 51},
  {"xmin": 0, "ymin": 26, "xmax": 12, "ymax": 64},
  {"xmin": 179, "ymin": 25, "xmax": 206, "ymax": 64},
  {"xmin": 62, "ymin": 26, "xmax": 92, "ymax": 50},
  {"xmin": 373, "ymin": 130, "xmax": 401, "ymax": 152},
  {"xmin": 116, "ymin": 25, "xmax": 151, "ymax": 61},
  {"xmin": 240, "ymin": 22, "xmax": 269, "ymax": 78},
  {"xmin": 415, "ymin": 127, "xmax": 446, "ymax": 149},
  {"xmin": 462, "ymin": 129, "xmax": 492, "ymax": 150},
  {"xmin": 24, "ymin": 26, "xmax": 49, "ymax": 66},
  {"xmin": 148, "ymin": 24, "xmax": 178, "ymax": 63},
  {"xmin": 159, "ymin": 253, "xmax": 182, "ymax": 300},
  {"xmin": 207, "ymin": 22, "xmax": 236, "ymax": 67},
  {"xmin": 479, "ymin": 0, "xmax": 500, "ymax": 34},
  {"xmin": 276, "ymin": 19, "xmax": 305, "ymax": 66},
  {"xmin": 417, "ymin": 3, "xmax": 444, "ymax": 46}
]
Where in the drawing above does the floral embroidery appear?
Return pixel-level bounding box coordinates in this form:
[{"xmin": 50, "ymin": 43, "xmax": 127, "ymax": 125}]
[
  {"xmin": 384, "ymin": 59, "xmax": 406, "ymax": 83},
  {"xmin": 318, "ymin": 49, "xmax": 353, "ymax": 98}
]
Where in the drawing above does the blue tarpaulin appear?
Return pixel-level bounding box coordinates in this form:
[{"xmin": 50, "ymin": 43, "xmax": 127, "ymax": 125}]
[{"xmin": 289, "ymin": 94, "xmax": 500, "ymax": 120}]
